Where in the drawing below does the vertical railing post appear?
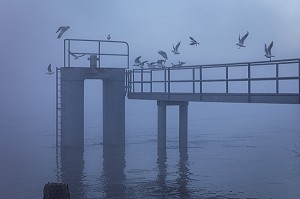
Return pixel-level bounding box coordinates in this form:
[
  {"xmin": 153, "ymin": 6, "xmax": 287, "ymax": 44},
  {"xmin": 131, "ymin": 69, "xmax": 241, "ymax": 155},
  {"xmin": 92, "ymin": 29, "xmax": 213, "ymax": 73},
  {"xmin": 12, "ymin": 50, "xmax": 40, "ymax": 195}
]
[
  {"xmin": 164, "ymin": 69, "xmax": 167, "ymax": 93},
  {"xmin": 192, "ymin": 68, "xmax": 195, "ymax": 93},
  {"xmin": 298, "ymin": 59, "xmax": 300, "ymax": 103},
  {"xmin": 276, "ymin": 63, "xmax": 279, "ymax": 94},
  {"xmin": 63, "ymin": 40, "xmax": 66, "ymax": 67},
  {"xmin": 98, "ymin": 41, "xmax": 101, "ymax": 68},
  {"xmin": 247, "ymin": 63, "xmax": 251, "ymax": 103},
  {"xmin": 199, "ymin": 66, "xmax": 203, "ymax": 100},
  {"xmin": 168, "ymin": 68, "xmax": 171, "ymax": 99},
  {"xmin": 225, "ymin": 66, "xmax": 229, "ymax": 94},
  {"xmin": 141, "ymin": 69, "xmax": 144, "ymax": 93},
  {"xmin": 68, "ymin": 40, "xmax": 70, "ymax": 67},
  {"xmin": 132, "ymin": 69, "xmax": 135, "ymax": 92},
  {"xmin": 150, "ymin": 70, "xmax": 153, "ymax": 92}
]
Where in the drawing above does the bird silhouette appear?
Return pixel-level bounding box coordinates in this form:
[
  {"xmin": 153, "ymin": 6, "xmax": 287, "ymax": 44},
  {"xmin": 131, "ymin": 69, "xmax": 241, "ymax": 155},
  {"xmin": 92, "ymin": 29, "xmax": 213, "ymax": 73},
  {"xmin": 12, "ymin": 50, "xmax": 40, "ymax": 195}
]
[
  {"xmin": 236, "ymin": 31, "xmax": 249, "ymax": 49},
  {"xmin": 56, "ymin": 26, "xmax": 70, "ymax": 39},
  {"xmin": 158, "ymin": 50, "xmax": 168, "ymax": 60},
  {"xmin": 264, "ymin": 41, "xmax": 274, "ymax": 61},
  {"xmin": 189, "ymin": 37, "xmax": 199, "ymax": 46},
  {"xmin": 46, "ymin": 64, "xmax": 54, "ymax": 75},
  {"xmin": 107, "ymin": 34, "xmax": 111, "ymax": 40},
  {"xmin": 69, "ymin": 52, "xmax": 86, "ymax": 60},
  {"xmin": 172, "ymin": 41, "xmax": 181, "ymax": 55}
]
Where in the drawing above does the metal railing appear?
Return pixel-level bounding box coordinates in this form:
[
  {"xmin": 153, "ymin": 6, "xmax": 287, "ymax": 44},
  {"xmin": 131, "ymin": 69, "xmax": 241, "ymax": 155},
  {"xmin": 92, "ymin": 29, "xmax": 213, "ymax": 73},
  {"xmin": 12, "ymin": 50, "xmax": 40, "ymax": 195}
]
[
  {"xmin": 126, "ymin": 58, "xmax": 300, "ymax": 96},
  {"xmin": 64, "ymin": 39, "xmax": 129, "ymax": 68}
]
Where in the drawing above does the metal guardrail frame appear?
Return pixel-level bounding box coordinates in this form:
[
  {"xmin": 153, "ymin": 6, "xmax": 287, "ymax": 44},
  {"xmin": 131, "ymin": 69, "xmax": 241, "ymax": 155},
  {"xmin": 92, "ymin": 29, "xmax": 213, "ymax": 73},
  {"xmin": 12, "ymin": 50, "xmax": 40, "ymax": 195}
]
[
  {"xmin": 126, "ymin": 58, "xmax": 300, "ymax": 97},
  {"xmin": 64, "ymin": 39, "xmax": 129, "ymax": 68}
]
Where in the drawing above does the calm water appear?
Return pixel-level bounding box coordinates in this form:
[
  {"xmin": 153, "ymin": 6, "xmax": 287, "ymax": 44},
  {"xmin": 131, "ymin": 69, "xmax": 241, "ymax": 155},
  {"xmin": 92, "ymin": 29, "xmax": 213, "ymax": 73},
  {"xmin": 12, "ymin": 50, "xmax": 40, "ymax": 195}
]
[{"xmin": 1, "ymin": 101, "xmax": 300, "ymax": 199}]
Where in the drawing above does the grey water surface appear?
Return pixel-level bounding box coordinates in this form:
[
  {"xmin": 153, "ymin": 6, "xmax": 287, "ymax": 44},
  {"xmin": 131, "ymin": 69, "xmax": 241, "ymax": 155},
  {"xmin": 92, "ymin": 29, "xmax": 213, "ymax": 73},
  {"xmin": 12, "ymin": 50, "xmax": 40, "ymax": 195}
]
[{"xmin": 1, "ymin": 101, "xmax": 300, "ymax": 199}]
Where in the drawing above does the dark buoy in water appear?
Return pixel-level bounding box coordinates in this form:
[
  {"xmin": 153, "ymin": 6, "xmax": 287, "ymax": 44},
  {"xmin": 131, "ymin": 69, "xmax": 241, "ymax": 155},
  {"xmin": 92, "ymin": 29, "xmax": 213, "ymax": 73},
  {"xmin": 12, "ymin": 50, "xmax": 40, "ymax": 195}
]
[{"xmin": 43, "ymin": 182, "xmax": 70, "ymax": 199}]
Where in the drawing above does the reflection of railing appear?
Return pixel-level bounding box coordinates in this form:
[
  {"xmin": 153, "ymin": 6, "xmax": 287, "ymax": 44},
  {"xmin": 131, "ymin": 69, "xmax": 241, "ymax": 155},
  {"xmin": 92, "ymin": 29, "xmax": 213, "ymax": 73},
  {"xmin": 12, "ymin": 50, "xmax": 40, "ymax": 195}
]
[
  {"xmin": 64, "ymin": 39, "xmax": 129, "ymax": 68},
  {"xmin": 126, "ymin": 58, "xmax": 300, "ymax": 96}
]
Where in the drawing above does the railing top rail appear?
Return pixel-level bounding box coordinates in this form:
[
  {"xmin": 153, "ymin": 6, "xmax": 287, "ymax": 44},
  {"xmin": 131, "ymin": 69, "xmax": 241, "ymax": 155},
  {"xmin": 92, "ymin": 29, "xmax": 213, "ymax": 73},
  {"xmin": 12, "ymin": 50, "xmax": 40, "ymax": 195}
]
[
  {"xmin": 128, "ymin": 58, "xmax": 300, "ymax": 72},
  {"xmin": 64, "ymin": 38, "xmax": 129, "ymax": 68}
]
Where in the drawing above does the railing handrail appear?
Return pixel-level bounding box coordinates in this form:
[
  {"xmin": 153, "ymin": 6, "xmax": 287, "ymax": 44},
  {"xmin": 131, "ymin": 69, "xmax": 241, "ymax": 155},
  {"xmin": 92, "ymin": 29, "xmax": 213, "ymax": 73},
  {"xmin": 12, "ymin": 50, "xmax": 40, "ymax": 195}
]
[
  {"xmin": 126, "ymin": 58, "xmax": 300, "ymax": 96},
  {"xmin": 64, "ymin": 38, "xmax": 129, "ymax": 68},
  {"xmin": 129, "ymin": 58, "xmax": 300, "ymax": 71}
]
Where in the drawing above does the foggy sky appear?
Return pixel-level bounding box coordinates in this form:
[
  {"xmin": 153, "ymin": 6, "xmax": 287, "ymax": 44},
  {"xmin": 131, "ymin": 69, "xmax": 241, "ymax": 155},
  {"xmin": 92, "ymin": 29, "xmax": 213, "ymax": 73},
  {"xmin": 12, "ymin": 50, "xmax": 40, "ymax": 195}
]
[{"xmin": 0, "ymin": 0, "xmax": 300, "ymax": 120}]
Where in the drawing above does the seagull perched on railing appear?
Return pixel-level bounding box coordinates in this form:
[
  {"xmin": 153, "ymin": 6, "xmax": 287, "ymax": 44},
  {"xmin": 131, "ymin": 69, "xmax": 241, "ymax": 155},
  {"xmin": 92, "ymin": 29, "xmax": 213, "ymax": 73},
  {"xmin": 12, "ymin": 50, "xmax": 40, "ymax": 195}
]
[
  {"xmin": 157, "ymin": 60, "xmax": 166, "ymax": 68},
  {"xmin": 107, "ymin": 34, "xmax": 111, "ymax": 40},
  {"xmin": 171, "ymin": 61, "xmax": 185, "ymax": 68},
  {"xmin": 46, "ymin": 64, "xmax": 54, "ymax": 75},
  {"xmin": 158, "ymin": 50, "xmax": 168, "ymax": 60},
  {"xmin": 264, "ymin": 41, "xmax": 274, "ymax": 61},
  {"xmin": 133, "ymin": 56, "xmax": 142, "ymax": 66},
  {"xmin": 69, "ymin": 51, "xmax": 86, "ymax": 60},
  {"xmin": 147, "ymin": 62, "xmax": 157, "ymax": 68},
  {"xmin": 172, "ymin": 41, "xmax": 181, "ymax": 55},
  {"xmin": 189, "ymin": 37, "xmax": 199, "ymax": 46},
  {"xmin": 140, "ymin": 61, "xmax": 148, "ymax": 68},
  {"xmin": 56, "ymin": 26, "xmax": 70, "ymax": 39},
  {"xmin": 236, "ymin": 31, "xmax": 249, "ymax": 49}
]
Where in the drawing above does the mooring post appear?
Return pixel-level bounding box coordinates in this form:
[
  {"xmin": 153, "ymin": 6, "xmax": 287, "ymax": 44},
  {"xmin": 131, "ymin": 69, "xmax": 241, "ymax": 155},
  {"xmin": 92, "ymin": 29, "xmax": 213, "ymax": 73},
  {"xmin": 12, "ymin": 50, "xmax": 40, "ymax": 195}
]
[
  {"xmin": 157, "ymin": 101, "xmax": 167, "ymax": 149},
  {"xmin": 179, "ymin": 102, "xmax": 188, "ymax": 148}
]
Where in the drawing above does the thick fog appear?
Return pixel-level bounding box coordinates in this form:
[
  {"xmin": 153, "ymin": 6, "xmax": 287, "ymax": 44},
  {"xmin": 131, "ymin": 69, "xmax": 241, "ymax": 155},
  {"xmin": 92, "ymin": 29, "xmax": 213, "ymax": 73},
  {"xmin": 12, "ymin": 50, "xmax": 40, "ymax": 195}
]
[{"xmin": 0, "ymin": 0, "xmax": 300, "ymax": 120}]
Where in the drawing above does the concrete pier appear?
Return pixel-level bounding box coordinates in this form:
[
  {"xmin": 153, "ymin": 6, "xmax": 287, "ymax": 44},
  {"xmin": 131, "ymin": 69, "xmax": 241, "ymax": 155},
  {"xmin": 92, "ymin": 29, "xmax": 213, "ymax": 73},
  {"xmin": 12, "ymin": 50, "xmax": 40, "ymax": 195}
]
[
  {"xmin": 157, "ymin": 101, "xmax": 189, "ymax": 149},
  {"xmin": 60, "ymin": 67, "xmax": 125, "ymax": 148}
]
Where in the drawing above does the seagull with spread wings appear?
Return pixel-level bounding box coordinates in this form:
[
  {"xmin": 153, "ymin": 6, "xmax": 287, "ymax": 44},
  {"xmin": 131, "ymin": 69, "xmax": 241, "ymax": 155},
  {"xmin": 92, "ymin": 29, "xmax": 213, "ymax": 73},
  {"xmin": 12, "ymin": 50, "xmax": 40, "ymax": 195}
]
[
  {"xmin": 158, "ymin": 50, "xmax": 168, "ymax": 60},
  {"xmin": 264, "ymin": 41, "xmax": 274, "ymax": 61},
  {"xmin": 236, "ymin": 31, "xmax": 249, "ymax": 49},
  {"xmin": 189, "ymin": 37, "xmax": 199, "ymax": 46},
  {"xmin": 172, "ymin": 41, "xmax": 181, "ymax": 55},
  {"xmin": 69, "ymin": 52, "xmax": 86, "ymax": 60}
]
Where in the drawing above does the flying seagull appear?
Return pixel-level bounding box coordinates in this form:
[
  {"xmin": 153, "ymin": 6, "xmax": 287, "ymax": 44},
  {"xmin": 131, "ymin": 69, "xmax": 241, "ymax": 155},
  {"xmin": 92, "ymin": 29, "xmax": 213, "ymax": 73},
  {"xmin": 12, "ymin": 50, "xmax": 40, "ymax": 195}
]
[
  {"xmin": 158, "ymin": 50, "xmax": 168, "ymax": 60},
  {"xmin": 56, "ymin": 26, "xmax": 70, "ymax": 39},
  {"xmin": 189, "ymin": 37, "xmax": 199, "ymax": 46},
  {"xmin": 69, "ymin": 52, "xmax": 86, "ymax": 60},
  {"xmin": 46, "ymin": 64, "xmax": 54, "ymax": 75},
  {"xmin": 236, "ymin": 31, "xmax": 249, "ymax": 49},
  {"xmin": 264, "ymin": 41, "xmax": 274, "ymax": 61},
  {"xmin": 133, "ymin": 56, "xmax": 142, "ymax": 67},
  {"xmin": 172, "ymin": 41, "xmax": 181, "ymax": 55},
  {"xmin": 107, "ymin": 34, "xmax": 111, "ymax": 40}
]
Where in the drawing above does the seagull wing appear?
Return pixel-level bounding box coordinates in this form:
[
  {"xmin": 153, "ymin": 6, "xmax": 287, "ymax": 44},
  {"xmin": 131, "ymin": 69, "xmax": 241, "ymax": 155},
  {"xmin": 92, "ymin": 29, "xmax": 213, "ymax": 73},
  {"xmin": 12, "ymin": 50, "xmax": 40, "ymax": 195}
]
[
  {"xmin": 159, "ymin": 50, "xmax": 168, "ymax": 60},
  {"xmin": 56, "ymin": 26, "xmax": 64, "ymax": 33},
  {"xmin": 268, "ymin": 41, "xmax": 273, "ymax": 52},
  {"xmin": 135, "ymin": 56, "xmax": 141, "ymax": 62},
  {"xmin": 190, "ymin": 37, "xmax": 196, "ymax": 42},
  {"xmin": 264, "ymin": 43, "xmax": 268, "ymax": 54},
  {"xmin": 175, "ymin": 41, "xmax": 181, "ymax": 51},
  {"xmin": 48, "ymin": 64, "xmax": 52, "ymax": 72},
  {"xmin": 241, "ymin": 31, "xmax": 249, "ymax": 42},
  {"xmin": 57, "ymin": 29, "xmax": 66, "ymax": 39}
]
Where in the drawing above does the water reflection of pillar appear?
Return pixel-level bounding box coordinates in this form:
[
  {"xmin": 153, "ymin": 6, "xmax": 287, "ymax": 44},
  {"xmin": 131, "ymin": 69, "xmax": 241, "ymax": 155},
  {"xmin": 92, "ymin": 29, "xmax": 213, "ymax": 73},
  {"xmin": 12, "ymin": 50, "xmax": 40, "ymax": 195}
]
[
  {"xmin": 60, "ymin": 146, "xmax": 85, "ymax": 199},
  {"xmin": 176, "ymin": 148, "xmax": 191, "ymax": 198},
  {"xmin": 102, "ymin": 146, "xmax": 126, "ymax": 198},
  {"xmin": 156, "ymin": 148, "xmax": 167, "ymax": 193}
]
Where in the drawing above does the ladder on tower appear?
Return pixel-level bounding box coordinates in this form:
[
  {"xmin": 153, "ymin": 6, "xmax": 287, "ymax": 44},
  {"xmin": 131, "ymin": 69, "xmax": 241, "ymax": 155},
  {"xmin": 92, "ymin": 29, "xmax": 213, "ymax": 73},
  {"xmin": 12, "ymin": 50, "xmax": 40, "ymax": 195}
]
[{"xmin": 56, "ymin": 67, "xmax": 62, "ymax": 148}]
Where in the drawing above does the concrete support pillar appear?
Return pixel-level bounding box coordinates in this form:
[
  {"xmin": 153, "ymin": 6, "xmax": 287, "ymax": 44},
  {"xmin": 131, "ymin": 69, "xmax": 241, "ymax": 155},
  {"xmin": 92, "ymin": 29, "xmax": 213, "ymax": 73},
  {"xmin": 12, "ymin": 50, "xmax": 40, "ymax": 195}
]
[
  {"xmin": 102, "ymin": 69, "xmax": 125, "ymax": 147},
  {"xmin": 60, "ymin": 67, "xmax": 125, "ymax": 148},
  {"xmin": 179, "ymin": 103, "xmax": 188, "ymax": 148},
  {"xmin": 157, "ymin": 101, "xmax": 167, "ymax": 149},
  {"xmin": 61, "ymin": 78, "xmax": 84, "ymax": 147}
]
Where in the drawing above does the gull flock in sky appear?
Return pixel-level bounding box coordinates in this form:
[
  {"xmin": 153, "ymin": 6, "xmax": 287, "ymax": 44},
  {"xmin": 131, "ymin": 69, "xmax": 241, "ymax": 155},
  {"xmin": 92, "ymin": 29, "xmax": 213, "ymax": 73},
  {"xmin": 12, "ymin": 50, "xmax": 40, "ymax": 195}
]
[
  {"xmin": 133, "ymin": 31, "xmax": 275, "ymax": 69},
  {"xmin": 47, "ymin": 25, "xmax": 276, "ymax": 73}
]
